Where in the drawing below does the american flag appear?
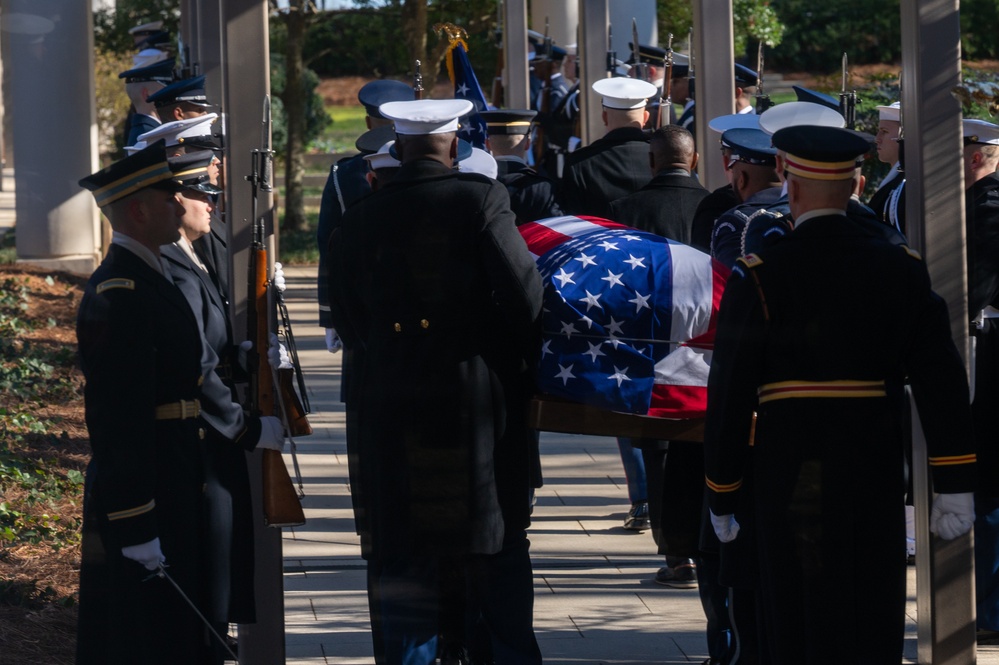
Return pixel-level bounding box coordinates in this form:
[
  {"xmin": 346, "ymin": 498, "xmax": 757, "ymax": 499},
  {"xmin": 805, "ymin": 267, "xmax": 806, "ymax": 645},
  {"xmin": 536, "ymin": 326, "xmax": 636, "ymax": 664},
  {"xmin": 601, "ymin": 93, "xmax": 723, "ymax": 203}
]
[
  {"xmin": 519, "ymin": 216, "xmax": 729, "ymax": 418},
  {"xmin": 445, "ymin": 38, "xmax": 489, "ymax": 149}
]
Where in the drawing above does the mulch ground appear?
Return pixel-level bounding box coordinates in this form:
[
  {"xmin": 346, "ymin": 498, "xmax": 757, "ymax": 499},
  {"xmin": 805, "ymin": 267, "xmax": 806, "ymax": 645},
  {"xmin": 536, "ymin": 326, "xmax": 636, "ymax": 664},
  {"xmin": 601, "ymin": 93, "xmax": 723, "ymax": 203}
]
[{"xmin": 0, "ymin": 265, "xmax": 87, "ymax": 665}]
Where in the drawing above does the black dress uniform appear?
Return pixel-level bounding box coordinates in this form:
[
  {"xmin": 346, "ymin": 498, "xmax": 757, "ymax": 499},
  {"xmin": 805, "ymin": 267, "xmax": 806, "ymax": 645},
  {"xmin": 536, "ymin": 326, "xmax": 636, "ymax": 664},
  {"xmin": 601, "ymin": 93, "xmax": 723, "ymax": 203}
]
[
  {"xmin": 691, "ymin": 184, "xmax": 740, "ymax": 253},
  {"xmin": 328, "ymin": 120, "xmax": 544, "ymax": 662},
  {"xmin": 495, "ymin": 156, "xmax": 562, "ymax": 225},
  {"xmin": 76, "ymin": 243, "xmax": 212, "ymax": 664},
  {"xmin": 559, "ymin": 126, "xmax": 652, "ymax": 218},
  {"xmin": 608, "ymin": 166, "xmax": 709, "ymax": 244},
  {"xmin": 866, "ymin": 164, "xmax": 905, "ymax": 229},
  {"xmin": 704, "ymin": 127, "xmax": 977, "ymax": 665}
]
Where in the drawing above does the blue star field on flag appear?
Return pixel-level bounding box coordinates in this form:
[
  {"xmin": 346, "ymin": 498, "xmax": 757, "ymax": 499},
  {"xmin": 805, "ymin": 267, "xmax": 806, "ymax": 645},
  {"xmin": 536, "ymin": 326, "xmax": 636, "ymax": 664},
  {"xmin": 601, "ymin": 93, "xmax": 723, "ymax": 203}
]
[{"xmin": 446, "ymin": 40, "xmax": 489, "ymax": 149}]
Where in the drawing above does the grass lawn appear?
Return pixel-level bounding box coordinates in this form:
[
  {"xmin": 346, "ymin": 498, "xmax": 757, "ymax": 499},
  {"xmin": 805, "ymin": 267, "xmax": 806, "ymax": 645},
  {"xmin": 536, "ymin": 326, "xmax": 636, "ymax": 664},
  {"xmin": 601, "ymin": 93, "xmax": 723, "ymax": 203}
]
[{"xmin": 311, "ymin": 105, "xmax": 368, "ymax": 156}]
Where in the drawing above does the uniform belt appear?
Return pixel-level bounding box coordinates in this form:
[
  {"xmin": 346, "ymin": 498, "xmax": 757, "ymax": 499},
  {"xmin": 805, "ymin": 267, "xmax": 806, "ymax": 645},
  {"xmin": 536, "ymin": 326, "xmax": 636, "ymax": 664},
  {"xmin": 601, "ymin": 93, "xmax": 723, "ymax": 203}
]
[
  {"xmin": 155, "ymin": 399, "xmax": 201, "ymax": 420},
  {"xmin": 757, "ymin": 380, "xmax": 886, "ymax": 404}
]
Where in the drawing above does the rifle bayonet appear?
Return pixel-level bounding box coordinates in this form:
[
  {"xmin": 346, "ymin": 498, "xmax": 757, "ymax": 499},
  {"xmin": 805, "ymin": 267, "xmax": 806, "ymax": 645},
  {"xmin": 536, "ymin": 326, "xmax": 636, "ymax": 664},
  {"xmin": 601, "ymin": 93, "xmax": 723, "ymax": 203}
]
[
  {"xmin": 838, "ymin": 52, "xmax": 857, "ymax": 129},
  {"xmin": 755, "ymin": 41, "xmax": 772, "ymax": 113},
  {"xmin": 631, "ymin": 18, "xmax": 646, "ymax": 82},
  {"xmin": 606, "ymin": 24, "xmax": 616, "ymax": 78},
  {"xmin": 658, "ymin": 32, "xmax": 674, "ymax": 129}
]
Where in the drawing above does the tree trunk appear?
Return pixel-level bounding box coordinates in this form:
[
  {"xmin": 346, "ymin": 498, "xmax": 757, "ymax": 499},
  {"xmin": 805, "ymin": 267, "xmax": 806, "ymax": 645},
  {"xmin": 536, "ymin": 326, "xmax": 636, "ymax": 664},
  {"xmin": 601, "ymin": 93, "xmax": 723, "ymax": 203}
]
[
  {"xmin": 402, "ymin": 0, "xmax": 429, "ymax": 83},
  {"xmin": 281, "ymin": 1, "xmax": 309, "ymax": 232}
]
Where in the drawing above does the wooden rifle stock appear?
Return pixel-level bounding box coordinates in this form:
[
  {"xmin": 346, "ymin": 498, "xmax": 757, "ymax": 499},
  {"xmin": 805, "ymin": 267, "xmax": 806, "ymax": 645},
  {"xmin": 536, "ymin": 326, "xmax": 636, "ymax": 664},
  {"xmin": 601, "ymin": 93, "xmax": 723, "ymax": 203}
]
[{"xmin": 252, "ymin": 244, "xmax": 306, "ymax": 528}]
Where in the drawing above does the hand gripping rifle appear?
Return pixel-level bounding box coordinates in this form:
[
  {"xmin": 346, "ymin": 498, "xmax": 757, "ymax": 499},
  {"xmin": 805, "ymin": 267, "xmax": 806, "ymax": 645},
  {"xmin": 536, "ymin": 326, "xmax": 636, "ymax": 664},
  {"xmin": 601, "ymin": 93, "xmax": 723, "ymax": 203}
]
[
  {"xmin": 657, "ymin": 33, "xmax": 674, "ymax": 130},
  {"xmin": 839, "ymin": 53, "xmax": 857, "ymax": 129},
  {"xmin": 246, "ymin": 95, "xmax": 306, "ymax": 528},
  {"xmin": 755, "ymin": 41, "xmax": 772, "ymax": 114}
]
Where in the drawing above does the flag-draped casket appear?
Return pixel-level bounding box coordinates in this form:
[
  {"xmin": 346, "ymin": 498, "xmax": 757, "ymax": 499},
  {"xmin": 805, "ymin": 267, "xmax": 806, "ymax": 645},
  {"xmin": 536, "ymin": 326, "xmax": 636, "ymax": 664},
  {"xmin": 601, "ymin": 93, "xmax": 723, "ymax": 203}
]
[{"xmin": 519, "ymin": 216, "xmax": 730, "ymax": 419}]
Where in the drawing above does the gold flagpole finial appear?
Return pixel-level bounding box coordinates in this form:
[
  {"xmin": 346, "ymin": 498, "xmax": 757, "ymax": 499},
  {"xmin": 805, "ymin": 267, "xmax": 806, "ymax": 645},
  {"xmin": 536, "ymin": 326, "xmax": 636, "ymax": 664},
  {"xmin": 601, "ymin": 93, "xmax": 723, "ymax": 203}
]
[{"xmin": 433, "ymin": 22, "xmax": 468, "ymax": 46}]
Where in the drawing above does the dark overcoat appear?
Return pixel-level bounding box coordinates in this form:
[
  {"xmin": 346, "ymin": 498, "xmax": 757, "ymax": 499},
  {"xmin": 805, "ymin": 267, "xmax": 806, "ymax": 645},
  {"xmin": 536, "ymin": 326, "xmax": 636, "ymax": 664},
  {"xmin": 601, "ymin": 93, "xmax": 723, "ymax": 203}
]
[
  {"xmin": 558, "ymin": 126, "xmax": 651, "ymax": 218},
  {"xmin": 704, "ymin": 213, "xmax": 977, "ymax": 664},
  {"xmin": 162, "ymin": 242, "xmax": 258, "ymax": 624},
  {"xmin": 76, "ymin": 244, "xmax": 213, "ymax": 664},
  {"xmin": 328, "ymin": 158, "xmax": 543, "ymax": 559},
  {"xmin": 495, "ymin": 157, "xmax": 562, "ymax": 226},
  {"xmin": 608, "ymin": 168, "xmax": 709, "ymax": 244}
]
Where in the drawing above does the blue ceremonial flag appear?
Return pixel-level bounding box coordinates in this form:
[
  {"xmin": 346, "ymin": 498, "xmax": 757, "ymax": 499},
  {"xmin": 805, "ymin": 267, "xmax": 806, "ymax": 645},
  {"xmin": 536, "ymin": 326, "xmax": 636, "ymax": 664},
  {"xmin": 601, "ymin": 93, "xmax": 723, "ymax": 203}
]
[{"xmin": 445, "ymin": 38, "xmax": 489, "ymax": 149}]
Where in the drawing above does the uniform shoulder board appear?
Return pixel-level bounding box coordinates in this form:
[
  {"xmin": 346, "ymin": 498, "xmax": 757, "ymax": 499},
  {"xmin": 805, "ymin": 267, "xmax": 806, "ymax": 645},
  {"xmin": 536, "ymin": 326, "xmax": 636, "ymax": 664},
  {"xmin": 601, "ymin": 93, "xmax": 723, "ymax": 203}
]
[
  {"xmin": 96, "ymin": 278, "xmax": 136, "ymax": 294},
  {"xmin": 901, "ymin": 245, "xmax": 922, "ymax": 261},
  {"xmin": 737, "ymin": 253, "xmax": 764, "ymax": 269}
]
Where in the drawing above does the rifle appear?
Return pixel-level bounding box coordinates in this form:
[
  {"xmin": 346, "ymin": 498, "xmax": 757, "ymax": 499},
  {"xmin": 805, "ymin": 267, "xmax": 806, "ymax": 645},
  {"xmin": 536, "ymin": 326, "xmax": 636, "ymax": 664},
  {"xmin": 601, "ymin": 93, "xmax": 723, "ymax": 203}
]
[
  {"xmin": 533, "ymin": 19, "xmax": 554, "ymax": 165},
  {"xmin": 606, "ymin": 24, "xmax": 617, "ymax": 79},
  {"xmin": 896, "ymin": 71, "xmax": 905, "ymax": 173},
  {"xmin": 246, "ymin": 95, "xmax": 306, "ymax": 528},
  {"xmin": 491, "ymin": 0, "xmax": 504, "ymax": 107},
  {"xmin": 631, "ymin": 19, "xmax": 648, "ymax": 83},
  {"xmin": 658, "ymin": 33, "xmax": 674, "ymax": 130},
  {"xmin": 755, "ymin": 41, "xmax": 772, "ymax": 114},
  {"xmin": 839, "ymin": 52, "xmax": 857, "ymax": 129},
  {"xmin": 414, "ymin": 60, "xmax": 424, "ymax": 100}
]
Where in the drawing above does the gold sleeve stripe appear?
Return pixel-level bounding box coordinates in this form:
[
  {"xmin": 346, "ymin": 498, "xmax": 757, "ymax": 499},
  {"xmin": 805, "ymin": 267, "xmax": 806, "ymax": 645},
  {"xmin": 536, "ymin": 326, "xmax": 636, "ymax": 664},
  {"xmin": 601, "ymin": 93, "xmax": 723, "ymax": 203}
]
[
  {"xmin": 96, "ymin": 278, "xmax": 136, "ymax": 294},
  {"xmin": 107, "ymin": 499, "xmax": 155, "ymax": 521},
  {"xmin": 758, "ymin": 379, "xmax": 886, "ymax": 404},
  {"xmin": 705, "ymin": 476, "xmax": 742, "ymax": 493},
  {"xmin": 928, "ymin": 454, "xmax": 977, "ymax": 466}
]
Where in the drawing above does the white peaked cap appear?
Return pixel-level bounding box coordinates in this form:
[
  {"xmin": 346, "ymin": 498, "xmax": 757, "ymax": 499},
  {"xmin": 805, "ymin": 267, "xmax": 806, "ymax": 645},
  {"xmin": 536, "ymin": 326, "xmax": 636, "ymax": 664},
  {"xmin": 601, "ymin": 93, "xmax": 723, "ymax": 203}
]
[
  {"xmin": 964, "ymin": 118, "xmax": 999, "ymax": 145},
  {"xmin": 758, "ymin": 102, "xmax": 845, "ymax": 136},
  {"xmin": 363, "ymin": 141, "xmax": 401, "ymax": 170},
  {"xmin": 379, "ymin": 99, "xmax": 475, "ymax": 135},
  {"xmin": 708, "ymin": 113, "xmax": 761, "ymax": 134},
  {"xmin": 137, "ymin": 113, "xmax": 219, "ymax": 147},
  {"xmin": 876, "ymin": 102, "xmax": 901, "ymax": 122},
  {"xmin": 458, "ymin": 147, "xmax": 498, "ymax": 179},
  {"xmin": 592, "ymin": 77, "xmax": 658, "ymax": 110}
]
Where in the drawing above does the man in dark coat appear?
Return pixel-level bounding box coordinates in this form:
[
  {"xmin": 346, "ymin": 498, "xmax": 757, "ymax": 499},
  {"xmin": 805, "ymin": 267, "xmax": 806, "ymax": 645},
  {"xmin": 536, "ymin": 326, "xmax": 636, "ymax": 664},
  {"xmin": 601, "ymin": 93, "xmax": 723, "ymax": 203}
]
[
  {"xmin": 327, "ymin": 98, "xmax": 544, "ymax": 665},
  {"xmin": 480, "ymin": 108, "xmax": 562, "ymax": 226},
  {"xmin": 963, "ymin": 118, "xmax": 999, "ymax": 641},
  {"xmin": 705, "ymin": 125, "xmax": 977, "ymax": 665},
  {"xmin": 75, "ymin": 142, "xmax": 218, "ymax": 664},
  {"xmin": 608, "ymin": 124, "xmax": 707, "ymax": 244},
  {"xmin": 558, "ymin": 76, "xmax": 658, "ymax": 218}
]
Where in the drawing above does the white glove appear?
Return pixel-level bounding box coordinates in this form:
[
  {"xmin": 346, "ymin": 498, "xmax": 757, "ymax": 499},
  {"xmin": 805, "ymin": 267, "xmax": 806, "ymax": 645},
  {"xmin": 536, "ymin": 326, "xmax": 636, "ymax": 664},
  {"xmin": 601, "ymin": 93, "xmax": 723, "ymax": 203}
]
[
  {"xmin": 710, "ymin": 510, "xmax": 741, "ymax": 543},
  {"xmin": 267, "ymin": 333, "xmax": 292, "ymax": 369},
  {"xmin": 256, "ymin": 415, "xmax": 286, "ymax": 451},
  {"xmin": 273, "ymin": 262, "xmax": 287, "ymax": 293},
  {"xmin": 325, "ymin": 328, "xmax": 343, "ymax": 354},
  {"xmin": 930, "ymin": 492, "xmax": 975, "ymax": 540},
  {"xmin": 121, "ymin": 537, "xmax": 166, "ymax": 571},
  {"xmin": 237, "ymin": 339, "xmax": 254, "ymax": 373}
]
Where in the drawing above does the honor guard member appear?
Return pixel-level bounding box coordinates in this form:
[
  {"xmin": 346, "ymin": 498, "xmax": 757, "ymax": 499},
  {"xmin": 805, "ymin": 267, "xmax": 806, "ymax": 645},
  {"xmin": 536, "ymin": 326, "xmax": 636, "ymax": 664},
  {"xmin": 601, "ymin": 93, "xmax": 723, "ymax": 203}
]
[
  {"xmin": 129, "ymin": 20, "xmax": 164, "ymax": 47},
  {"xmin": 480, "ymin": 109, "xmax": 562, "ymax": 225},
  {"xmin": 317, "ymin": 79, "xmax": 413, "ymax": 353},
  {"xmin": 626, "ymin": 43, "xmax": 678, "ymax": 126},
  {"xmin": 147, "ymin": 74, "xmax": 213, "ymax": 123},
  {"xmin": 119, "ymin": 57, "xmax": 176, "ymax": 147},
  {"xmin": 679, "ymin": 62, "xmax": 758, "ymax": 141},
  {"xmin": 609, "ymin": 124, "xmax": 708, "ymax": 243},
  {"xmin": 158, "ymin": 152, "xmax": 286, "ymax": 657},
  {"xmin": 689, "ymin": 112, "xmax": 760, "ymax": 251},
  {"xmin": 704, "ymin": 125, "xmax": 977, "ymax": 665},
  {"xmin": 137, "ymin": 113, "xmax": 231, "ymax": 303},
  {"xmin": 709, "ymin": 127, "xmax": 783, "ymax": 267},
  {"xmin": 559, "ymin": 76, "xmax": 658, "ymax": 218},
  {"xmin": 75, "ymin": 142, "xmax": 221, "ymax": 664},
  {"xmin": 962, "ymin": 119, "xmax": 999, "ymax": 640},
  {"xmin": 327, "ymin": 98, "xmax": 544, "ymax": 665},
  {"xmin": 867, "ymin": 101, "xmax": 906, "ymax": 233}
]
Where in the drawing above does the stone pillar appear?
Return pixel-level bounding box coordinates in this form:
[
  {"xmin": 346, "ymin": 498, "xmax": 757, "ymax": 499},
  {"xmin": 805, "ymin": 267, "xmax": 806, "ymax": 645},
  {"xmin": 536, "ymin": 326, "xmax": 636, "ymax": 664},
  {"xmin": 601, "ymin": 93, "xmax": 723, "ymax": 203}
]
[
  {"xmin": 4, "ymin": 0, "xmax": 100, "ymax": 274},
  {"xmin": 692, "ymin": 0, "xmax": 734, "ymax": 192}
]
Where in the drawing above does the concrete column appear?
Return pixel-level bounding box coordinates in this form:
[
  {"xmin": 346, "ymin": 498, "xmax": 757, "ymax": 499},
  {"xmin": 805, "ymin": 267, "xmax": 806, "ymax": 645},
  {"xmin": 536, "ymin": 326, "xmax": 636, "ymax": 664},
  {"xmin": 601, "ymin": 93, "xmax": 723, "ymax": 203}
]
[
  {"xmin": 4, "ymin": 0, "xmax": 100, "ymax": 274},
  {"xmin": 503, "ymin": 0, "xmax": 529, "ymax": 109},
  {"xmin": 899, "ymin": 0, "xmax": 976, "ymax": 662},
  {"xmin": 576, "ymin": 0, "xmax": 608, "ymax": 146},
  {"xmin": 530, "ymin": 0, "xmax": 577, "ymax": 49},
  {"xmin": 692, "ymin": 0, "xmax": 734, "ymax": 192}
]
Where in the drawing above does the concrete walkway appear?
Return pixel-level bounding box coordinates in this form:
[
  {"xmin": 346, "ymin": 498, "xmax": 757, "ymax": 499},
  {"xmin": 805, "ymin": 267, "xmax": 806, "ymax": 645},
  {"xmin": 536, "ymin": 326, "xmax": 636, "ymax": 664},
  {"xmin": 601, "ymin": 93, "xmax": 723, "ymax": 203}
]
[{"xmin": 277, "ymin": 265, "xmax": 999, "ymax": 665}]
